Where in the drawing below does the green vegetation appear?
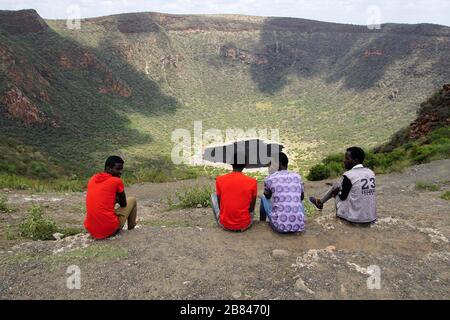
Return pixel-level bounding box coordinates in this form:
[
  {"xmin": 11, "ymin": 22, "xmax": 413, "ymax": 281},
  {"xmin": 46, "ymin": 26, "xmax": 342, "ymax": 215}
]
[
  {"xmin": 0, "ymin": 138, "xmax": 62, "ymax": 179},
  {"xmin": 141, "ymin": 219, "xmax": 197, "ymax": 228},
  {"xmin": 415, "ymin": 182, "xmax": 440, "ymax": 192},
  {"xmin": 308, "ymin": 126, "xmax": 450, "ymax": 181},
  {"xmin": 246, "ymin": 172, "xmax": 267, "ymax": 183},
  {"xmin": 4, "ymin": 244, "xmax": 128, "ymax": 267},
  {"xmin": 43, "ymin": 244, "xmax": 128, "ymax": 264},
  {"xmin": 168, "ymin": 185, "xmax": 215, "ymax": 209},
  {"xmin": 18, "ymin": 205, "xmax": 84, "ymax": 240},
  {"xmin": 0, "ymin": 158, "xmax": 203, "ymax": 192},
  {"xmin": 123, "ymin": 159, "xmax": 202, "ymax": 184},
  {"xmin": 4, "ymin": 226, "xmax": 20, "ymax": 240},
  {"xmin": 303, "ymin": 200, "xmax": 316, "ymax": 218},
  {"xmin": 19, "ymin": 205, "xmax": 58, "ymax": 240},
  {"xmin": 0, "ymin": 173, "xmax": 86, "ymax": 192},
  {"xmin": 2, "ymin": 252, "xmax": 36, "ymax": 265},
  {"xmin": 307, "ymin": 154, "xmax": 343, "ymax": 181},
  {"xmin": 0, "ymin": 195, "xmax": 13, "ymax": 213},
  {"xmin": 440, "ymin": 191, "xmax": 450, "ymax": 201},
  {"xmin": 59, "ymin": 226, "xmax": 85, "ymax": 237}
]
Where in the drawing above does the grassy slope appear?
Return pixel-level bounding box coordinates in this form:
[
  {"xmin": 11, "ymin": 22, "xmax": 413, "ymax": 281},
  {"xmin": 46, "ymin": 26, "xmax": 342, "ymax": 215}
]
[
  {"xmin": 1, "ymin": 11, "xmax": 450, "ymax": 189},
  {"xmin": 307, "ymin": 88, "xmax": 450, "ymax": 180}
]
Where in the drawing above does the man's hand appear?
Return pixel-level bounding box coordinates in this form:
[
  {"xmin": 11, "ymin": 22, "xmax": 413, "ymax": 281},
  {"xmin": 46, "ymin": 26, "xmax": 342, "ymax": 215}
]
[{"xmin": 116, "ymin": 191, "xmax": 127, "ymax": 208}]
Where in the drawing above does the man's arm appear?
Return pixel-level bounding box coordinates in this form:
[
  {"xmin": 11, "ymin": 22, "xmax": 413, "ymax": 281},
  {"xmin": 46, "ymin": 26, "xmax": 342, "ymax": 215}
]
[
  {"xmin": 263, "ymin": 179, "xmax": 272, "ymax": 199},
  {"xmin": 215, "ymin": 178, "xmax": 221, "ymax": 209},
  {"xmin": 301, "ymin": 180, "xmax": 305, "ymax": 201},
  {"xmin": 264, "ymin": 189, "xmax": 272, "ymax": 199},
  {"xmin": 249, "ymin": 196, "xmax": 256, "ymax": 213},
  {"xmin": 116, "ymin": 191, "xmax": 127, "ymax": 208},
  {"xmin": 338, "ymin": 176, "xmax": 352, "ymax": 201}
]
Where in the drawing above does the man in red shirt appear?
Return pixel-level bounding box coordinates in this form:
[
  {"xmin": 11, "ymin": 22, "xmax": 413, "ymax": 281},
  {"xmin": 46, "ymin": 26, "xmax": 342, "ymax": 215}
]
[
  {"xmin": 211, "ymin": 152, "xmax": 257, "ymax": 231},
  {"xmin": 84, "ymin": 156, "xmax": 137, "ymax": 239}
]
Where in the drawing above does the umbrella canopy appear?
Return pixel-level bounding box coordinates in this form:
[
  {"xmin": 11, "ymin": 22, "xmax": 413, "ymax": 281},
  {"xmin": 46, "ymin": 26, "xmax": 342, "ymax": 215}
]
[{"xmin": 203, "ymin": 139, "xmax": 284, "ymax": 169}]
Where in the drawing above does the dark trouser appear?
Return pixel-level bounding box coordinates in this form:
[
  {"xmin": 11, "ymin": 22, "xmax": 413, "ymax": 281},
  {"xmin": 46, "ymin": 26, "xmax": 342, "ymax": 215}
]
[{"xmin": 259, "ymin": 196, "xmax": 272, "ymax": 221}]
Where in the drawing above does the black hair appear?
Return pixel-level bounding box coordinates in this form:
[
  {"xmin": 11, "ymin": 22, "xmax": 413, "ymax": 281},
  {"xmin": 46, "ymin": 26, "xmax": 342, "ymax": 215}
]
[
  {"xmin": 231, "ymin": 150, "xmax": 247, "ymax": 171},
  {"xmin": 278, "ymin": 152, "xmax": 289, "ymax": 168},
  {"xmin": 346, "ymin": 147, "xmax": 365, "ymax": 163},
  {"xmin": 105, "ymin": 155, "xmax": 124, "ymax": 170}
]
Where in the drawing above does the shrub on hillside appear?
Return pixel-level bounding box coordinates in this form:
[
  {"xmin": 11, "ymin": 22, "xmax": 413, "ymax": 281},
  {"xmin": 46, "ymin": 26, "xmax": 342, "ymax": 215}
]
[
  {"xmin": 0, "ymin": 196, "xmax": 12, "ymax": 213},
  {"xmin": 441, "ymin": 191, "xmax": 450, "ymax": 201},
  {"xmin": 415, "ymin": 182, "xmax": 440, "ymax": 192},
  {"xmin": 307, "ymin": 164, "xmax": 332, "ymax": 181},
  {"xmin": 172, "ymin": 185, "xmax": 214, "ymax": 209},
  {"xmin": 19, "ymin": 205, "xmax": 58, "ymax": 240}
]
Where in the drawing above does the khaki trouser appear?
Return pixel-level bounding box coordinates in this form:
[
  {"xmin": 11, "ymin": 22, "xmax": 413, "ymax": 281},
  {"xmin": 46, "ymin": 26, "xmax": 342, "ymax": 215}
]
[{"xmin": 115, "ymin": 197, "xmax": 137, "ymax": 230}]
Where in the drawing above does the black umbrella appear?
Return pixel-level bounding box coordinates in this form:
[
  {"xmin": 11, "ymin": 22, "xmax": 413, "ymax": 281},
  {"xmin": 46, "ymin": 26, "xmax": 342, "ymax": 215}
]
[{"xmin": 202, "ymin": 139, "xmax": 284, "ymax": 169}]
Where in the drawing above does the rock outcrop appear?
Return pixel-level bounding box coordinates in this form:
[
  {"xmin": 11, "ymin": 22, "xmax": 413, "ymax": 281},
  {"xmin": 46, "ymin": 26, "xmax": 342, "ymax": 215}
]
[
  {"xmin": 57, "ymin": 51, "xmax": 132, "ymax": 98},
  {"xmin": 408, "ymin": 84, "xmax": 450, "ymax": 139},
  {"xmin": 0, "ymin": 9, "xmax": 48, "ymax": 34},
  {"xmin": 220, "ymin": 45, "xmax": 268, "ymax": 65},
  {"xmin": 1, "ymin": 87, "xmax": 46, "ymax": 125}
]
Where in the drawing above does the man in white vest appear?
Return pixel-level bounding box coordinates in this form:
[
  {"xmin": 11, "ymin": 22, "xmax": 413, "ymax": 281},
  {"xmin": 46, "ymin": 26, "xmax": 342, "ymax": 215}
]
[{"xmin": 309, "ymin": 147, "xmax": 377, "ymax": 224}]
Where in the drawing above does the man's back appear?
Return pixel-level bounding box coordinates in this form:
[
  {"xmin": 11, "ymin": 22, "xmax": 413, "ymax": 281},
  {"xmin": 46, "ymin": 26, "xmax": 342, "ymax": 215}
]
[
  {"xmin": 216, "ymin": 172, "xmax": 257, "ymax": 230},
  {"xmin": 264, "ymin": 170, "xmax": 305, "ymax": 233},
  {"xmin": 85, "ymin": 173, "xmax": 124, "ymax": 239},
  {"xmin": 337, "ymin": 167, "xmax": 377, "ymax": 223}
]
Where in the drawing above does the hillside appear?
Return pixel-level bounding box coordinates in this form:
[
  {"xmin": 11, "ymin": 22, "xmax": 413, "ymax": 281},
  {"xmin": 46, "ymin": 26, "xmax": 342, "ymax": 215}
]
[
  {"xmin": 307, "ymin": 85, "xmax": 450, "ymax": 180},
  {"xmin": 377, "ymin": 84, "xmax": 450, "ymax": 151},
  {"xmin": 1, "ymin": 9, "xmax": 450, "ymax": 180}
]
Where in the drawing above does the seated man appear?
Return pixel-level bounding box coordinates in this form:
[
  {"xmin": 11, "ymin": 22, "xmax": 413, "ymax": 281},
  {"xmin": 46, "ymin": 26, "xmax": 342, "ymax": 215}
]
[
  {"xmin": 84, "ymin": 156, "xmax": 137, "ymax": 239},
  {"xmin": 211, "ymin": 152, "xmax": 257, "ymax": 232},
  {"xmin": 309, "ymin": 147, "xmax": 377, "ymax": 224},
  {"xmin": 260, "ymin": 152, "xmax": 306, "ymax": 233}
]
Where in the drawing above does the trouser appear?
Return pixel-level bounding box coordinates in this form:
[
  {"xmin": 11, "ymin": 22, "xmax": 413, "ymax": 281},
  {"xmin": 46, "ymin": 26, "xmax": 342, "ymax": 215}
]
[
  {"xmin": 115, "ymin": 197, "xmax": 137, "ymax": 230},
  {"xmin": 259, "ymin": 196, "xmax": 272, "ymax": 221},
  {"xmin": 210, "ymin": 193, "xmax": 221, "ymax": 225},
  {"xmin": 210, "ymin": 193, "xmax": 254, "ymax": 232}
]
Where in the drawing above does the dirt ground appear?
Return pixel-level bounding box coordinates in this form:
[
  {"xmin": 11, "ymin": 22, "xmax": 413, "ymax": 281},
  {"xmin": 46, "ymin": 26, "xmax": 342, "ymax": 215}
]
[{"xmin": 0, "ymin": 160, "xmax": 449, "ymax": 299}]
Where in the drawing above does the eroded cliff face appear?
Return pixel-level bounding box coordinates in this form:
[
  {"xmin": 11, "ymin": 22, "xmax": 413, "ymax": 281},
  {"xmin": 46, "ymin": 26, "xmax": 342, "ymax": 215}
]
[
  {"xmin": 57, "ymin": 52, "xmax": 132, "ymax": 98},
  {"xmin": 0, "ymin": 40, "xmax": 52, "ymax": 126},
  {"xmin": 2, "ymin": 9, "xmax": 450, "ymax": 131},
  {"xmin": 220, "ymin": 45, "xmax": 268, "ymax": 65},
  {"xmin": 1, "ymin": 86, "xmax": 46, "ymax": 125},
  {"xmin": 0, "ymin": 10, "xmax": 137, "ymax": 127},
  {"xmin": 408, "ymin": 85, "xmax": 450, "ymax": 140}
]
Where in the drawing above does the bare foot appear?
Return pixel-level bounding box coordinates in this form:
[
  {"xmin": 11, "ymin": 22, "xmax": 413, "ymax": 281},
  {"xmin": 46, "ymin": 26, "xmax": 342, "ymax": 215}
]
[{"xmin": 309, "ymin": 197, "xmax": 324, "ymax": 210}]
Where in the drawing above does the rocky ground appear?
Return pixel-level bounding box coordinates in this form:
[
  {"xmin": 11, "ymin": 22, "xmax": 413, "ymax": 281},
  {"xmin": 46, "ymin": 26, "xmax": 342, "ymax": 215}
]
[{"xmin": 0, "ymin": 160, "xmax": 449, "ymax": 299}]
